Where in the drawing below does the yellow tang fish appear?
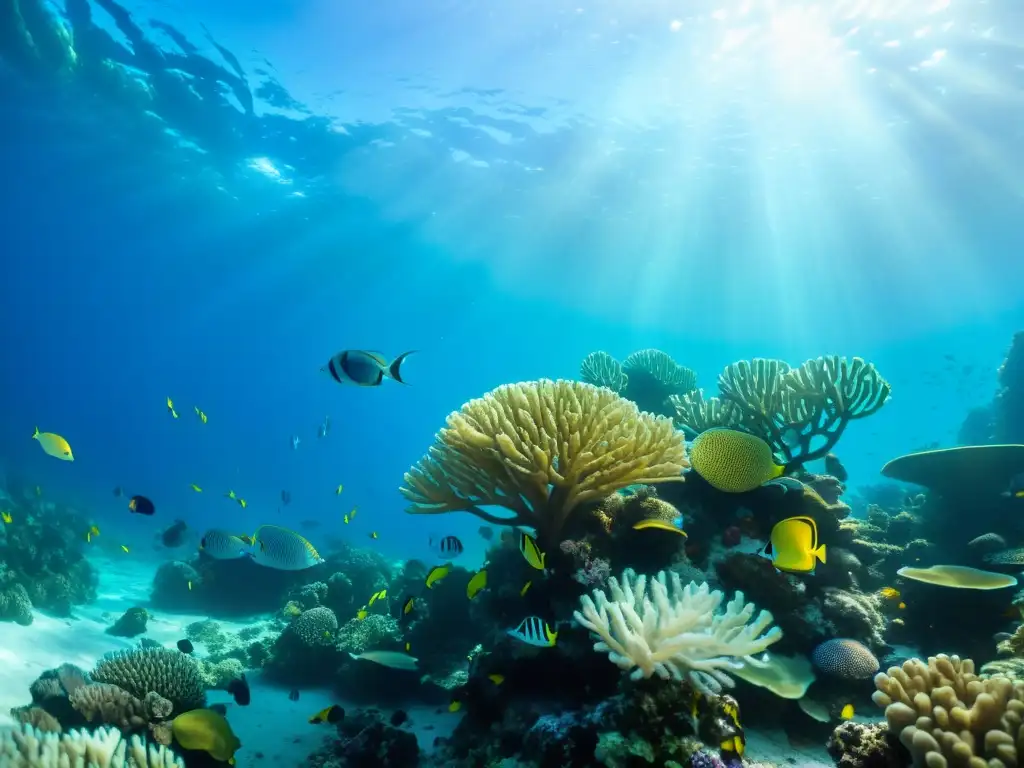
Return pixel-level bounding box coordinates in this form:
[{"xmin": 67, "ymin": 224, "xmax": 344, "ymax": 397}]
[
  {"xmin": 166, "ymin": 397, "xmax": 178, "ymax": 419},
  {"xmin": 466, "ymin": 569, "xmax": 488, "ymax": 600},
  {"xmin": 1, "ymin": 511, "xmax": 12, "ymax": 524},
  {"xmin": 356, "ymin": 608, "xmax": 368, "ymax": 620},
  {"xmin": 488, "ymin": 674, "xmax": 505, "ymax": 686},
  {"xmin": 448, "ymin": 700, "xmax": 462, "ymax": 713},
  {"xmin": 402, "ymin": 597, "xmax": 415, "ymax": 615},
  {"xmin": 369, "ymin": 531, "xmax": 378, "ymax": 540},
  {"xmin": 226, "ymin": 490, "xmax": 237, "ymax": 500},
  {"xmin": 368, "ymin": 590, "xmax": 387, "ymax": 606},
  {"xmin": 191, "ymin": 484, "xmax": 203, "ymax": 493},
  {"xmin": 520, "ymin": 581, "xmax": 532, "ymax": 597},
  {"xmin": 840, "ymin": 703, "xmax": 854, "ymax": 720},
  {"xmin": 335, "ymin": 484, "xmax": 344, "ymax": 495},
  {"xmin": 32, "ymin": 427, "xmax": 74, "ymax": 461},
  {"xmin": 121, "ymin": 545, "xmax": 130, "ymax": 553},
  {"xmin": 425, "ymin": 564, "xmax": 450, "ymax": 589},
  {"xmin": 632, "ymin": 519, "xmax": 688, "ymax": 536},
  {"xmin": 879, "ymin": 586, "xmax": 900, "ymax": 600},
  {"xmin": 519, "ymin": 532, "xmax": 546, "ymax": 570},
  {"xmin": 194, "ymin": 406, "xmax": 207, "ymax": 424},
  {"xmin": 238, "ymin": 498, "xmax": 247, "ymax": 509},
  {"xmin": 84, "ymin": 525, "xmax": 100, "ymax": 542},
  {"xmin": 343, "ymin": 515, "xmax": 349, "ymax": 524},
  {"xmin": 760, "ymin": 515, "xmax": 826, "ymax": 575}
]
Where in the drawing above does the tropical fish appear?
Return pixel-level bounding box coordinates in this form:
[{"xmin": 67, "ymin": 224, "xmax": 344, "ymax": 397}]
[
  {"xmin": 227, "ymin": 674, "xmax": 250, "ymax": 706},
  {"xmin": 32, "ymin": 427, "xmax": 73, "ymax": 461},
  {"xmin": 760, "ymin": 516, "xmax": 826, "ymax": 575},
  {"xmin": 166, "ymin": 397, "xmax": 178, "ymax": 419},
  {"xmin": 898, "ymin": 601, "xmax": 906, "ymax": 610},
  {"xmin": 177, "ymin": 639, "xmax": 194, "ymax": 654},
  {"xmin": 762, "ymin": 476, "xmax": 833, "ymax": 511},
  {"xmin": 466, "ymin": 569, "xmax": 488, "ymax": 600},
  {"xmin": 318, "ymin": 416, "xmax": 331, "ymax": 439},
  {"xmin": 199, "ymin": 530, "xmax": 249, "ymax": 560},
  {"xmin": 309, "ymin": 705, "xmax": 344, "ymax": 724},
  {"xmin": 1, "ymin": 511, "xmax": 11, "ymax": 524},
  {"xmin": 520, "ymin": 581, "xmax": 532, "ymax": 597},
  {"xmin": 879, "ymin": 587, "xmax": 900, "ymax": 601},
  {"xmin": 224, "ymin": 490, "xmax": 247, "ymax": 509},
  {"xmin": 335, "ymin": 484, "xmax": 344, "ymax": 495},
  {"xmin": 519, "ymin": 532, "xmax": 546, "ymax": 570},
  {"xmin": 448, "ymin": 700, "xmax": 462, "ymax": 713},
  {"xmin": 632, "ymin": 519, "xmax": 688, "ymax": 536},
  {"xmin": 291, "ymin": 434, "xmax": 300, "ymax": 450},
  {"xmin": 1002, "ymin": 474, "xmax": 1024, "ymax": 499},
  {"xmin": 719, "ymin": 697, "xmax": 746, "ymax": 756},
  {"xmin": 84, "ymin": 525, "xmax": 100, "ymax": 543},
  {"xmin": 840, "ymin": 703, "xmax": 854, "ymax": 720},
  {"xmin": 368, "ymin": 589, "xmax": 387, "ymax": 605},
  {"xmin": 404, "ymin": 642, "xmax": 411, "ymax": 652},
  {"xmin": 402, "ymin": 596, "xmax": 416, "ymax": 619},
  {"xmin": 425, "ymin": 564, "xmax": 450, "ymax": 589},
  {"xmin": 322, "ymin": 349, "xmax": 416, "ymax": 387},
  {"xmin": 171, "ymin": 709, "xmax": 241, "ymax": 764},
  {"xmin": 250, "ymin": 525, "xmax": 325, "ymax": 570},
  {"xmin": 689, "ymin": 428, "xmax": 784, "ymax": 493},
  {"xmin": 161, "ymin": 520, "xmax": 188, "ymax": 548},
  {"xmin": 128, "ymin": 495, "xmax": 156, "ymax": 516},
  {"xmin": 120, "ymin": 545, "xmax": 130, "ymax": 553},
  {"xmin": 194, "ymin": 406, "xmax": 208, "ymax": 424},
  {"xmin": 289, "ymin": 689, "xmax": 300, "ymax": 702},
  {"xmin": 190, "ymin": 483, "xmax": 202, "ymax": 493},
  {"xmin": 488, "ymin": 674, "xmax": 505, "ymax": 686},
  {"xmin": 431, "ymin": 534, "xmax": 464, "ymax": 559},
  {"xmin": 187, "ymin": 581, "xmax": 192, "ymax": 591},
  {"xmin": 507, "ymin": 616, "xmax": 557, "ymax": 648},
  {"xmin": 369, "ymin": 531, "xmax": 379, "ymax": 540},
  {"xmin": 348, "ymin": 650, "xmax": 419, "ymax": 670},
  {"xmin": 349, "ymin": 506, "xmax": 358, "ymax": 521},
  {"xmin": 356, "ymin": 608, "xmax": 368, "ymax": 620}
]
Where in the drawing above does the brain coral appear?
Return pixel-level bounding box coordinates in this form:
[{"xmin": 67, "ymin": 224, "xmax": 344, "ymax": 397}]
[
  {"xmin": 292, "ymin": 606, "xmax": 339, "ymax": 646},
  {"xmin": 811, "ymin": 638, "xmax": 880, "ymax": 680},
  {"xmin": 90, "ymin": 648, "xmax": 205, "ymax": 716}
]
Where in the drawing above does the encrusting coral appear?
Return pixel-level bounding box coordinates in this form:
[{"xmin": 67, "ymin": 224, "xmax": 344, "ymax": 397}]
[
  {"xmin": 0, "ymin": 723, "xmax": 184, "ymax": 767},
  {"xmin": 573, "ymin": 568, "xmax": 782, "ymax": 695},
  {"xmin": 872, "ymin": 653, "xmax": 1024, "ymax": 768},
  {"xmin": 672, "ymin": 356, "xmax": 890, "ymax": 467},
  {"xmin": 401, "ymin": 379, "xmax": 688, "ymax": 542}
]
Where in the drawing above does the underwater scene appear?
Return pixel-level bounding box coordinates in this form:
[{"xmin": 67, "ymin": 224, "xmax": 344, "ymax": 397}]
[{"xmin": 3, "ymin": 0, "xmax": 1024, "ymax": 767}]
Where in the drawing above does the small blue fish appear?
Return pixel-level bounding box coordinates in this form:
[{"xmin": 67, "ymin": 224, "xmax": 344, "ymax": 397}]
[{"xmin": 291, "ymin": 434, "xmax": 300, "ymax": 450}]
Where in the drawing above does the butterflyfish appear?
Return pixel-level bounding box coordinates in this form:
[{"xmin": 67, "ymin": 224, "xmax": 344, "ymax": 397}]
[
  {"xmin": 369, "ymin": 531, "xmax": 379, "ymax": 540},
  {"xmin": 368, "ymin": 589, "xmax": 387, "ymax": 605},
  {"xmin": 322, "ymin": 349, "xmax": 416, "ymax": 387},
  {"xmin": 194, "ymin": 406, "xmax": 208, "ymax": 424},
  {"xmin": 519, "ymin": 532, "xmax": 546, "ymax": 570},
  {"xmin": 356, "ymin": 608, "xmax": 368, "ymax": 620},
  {"xmin": 1, "ymin": 511, "xmax": 11, "ymax": 524},
  {"xmin": 425, "ymin": 564, "xmax": 450, "ymax": 588},
  {"xmin": 250, "ymin": 524, "xmax": 325, "ymax": 570},
  {"xmin": 32, "ymin": 427, "xmax": 73, "ymax": 461},
  {"xmin": 171, "ymin": 709, "xmax": 241, "ymax": 764},
  {"xmin": 507, "ymin": 616, "xmax": 557, "ymax": 648},
  {"xmin": 632, "ymin": 519, "xmax": 688, "ymax": 536},
  {"xmin": 309, "ymin": 705, "xmax": 344, "ymax": 724},
  {"xmin": 466, "ymin": 569, "xmax": 488, "ymax": 599},
  {"xmin": 840, "ymin": 704, "xmax": 855, "ymax": 720},
  {"xmin": 166, "ymin": 397, "xmax": 178, "ymax": 419},
  {"xmin": 690, "ymin": 428, "xmax": 784, "ymax": 493},
  {"xmin": 719, "ymin": 698, "xmax": 746, "ymax": 756},
  {"xmin": 348, "ymin": 650, "xmax": 418, "ymax": 670},
  {"xmin": 227, "ymin": 675, "xmax": 250, "ymax": 706},
  {"xmin": 199, "ymin": 529, "xmax": 249, "ymax": 560},
  {"xmin": 431, "ymin": 535, "xmax": 464, "ymax": 559},
  {"xmin": 177, "ymin": 639, "xmax": 194, "ymax": 654},
  {"xmin": 128, "ymin": 495, "xmax": 156, "ymax": 516},
  {"xmin": 760, "ymin": 516, "xmax": 826, "ymax": 575}
]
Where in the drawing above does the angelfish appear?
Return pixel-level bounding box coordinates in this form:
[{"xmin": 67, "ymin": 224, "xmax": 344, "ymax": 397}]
[{"xmin": 322, "ymin": 350, "xmax": 416, "ymax": 387}]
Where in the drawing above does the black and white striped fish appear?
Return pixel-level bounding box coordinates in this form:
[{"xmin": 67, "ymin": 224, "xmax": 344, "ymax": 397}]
[
  {"xmin": 322, "ymin": 350, "xmax": 416, "ymax": 387},
  {"xmin": 430, "ymin": 534, "xmax": 464, "ymax": 559},
  {"xmin": 507, "ymin": 616, "xmax": 558, "ymax": 648}
]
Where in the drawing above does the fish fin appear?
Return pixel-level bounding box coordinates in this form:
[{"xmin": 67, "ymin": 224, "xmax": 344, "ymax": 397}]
[
  {"xmin": 770, "ymin": 463, "xmax": 785, "ymax": 480},
  {"xmin": 388, "ymin": 351, "xmax": 416, "ymax": 383},
  {"xmin": 32, "ymin": 427, "xmax": 40, "ymax": 439},
  {"xmin": 816, "ymin": 544, "xmax": 827, "ymax": 564}
]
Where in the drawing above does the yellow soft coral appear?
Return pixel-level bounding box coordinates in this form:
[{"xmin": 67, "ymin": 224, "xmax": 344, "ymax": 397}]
[{"xmin": 400, "ymin": 379, "xmax": 688, "ymax": 542}]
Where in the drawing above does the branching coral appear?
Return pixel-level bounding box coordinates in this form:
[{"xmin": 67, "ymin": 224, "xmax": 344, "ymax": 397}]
[
  {"xmin": 0, "ymin": 724, "xmax": 184, "ymax": 768},
  {"xmin": 581, "ymin": 351, "xmax": 628, "ymax": 393},
  {"xmin": 872, "ymin": 654, "xmax": 1024, "ymax": 768},
  {"xmin": 573, "ymin": 568, "xmax": 782, "ymax": 695},
  {"xmin": 401, "ymin": 379, "xmax": 688, "ymax": 542},
  {"xmin": 672, "ymin": 356, "xmax": 890, "ymax": 467}
]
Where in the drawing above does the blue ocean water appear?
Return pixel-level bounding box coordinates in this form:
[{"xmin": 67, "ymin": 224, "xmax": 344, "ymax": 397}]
[{"xmin": 2, "ymin": 0, "xmax": 1024, "ymax": 765}]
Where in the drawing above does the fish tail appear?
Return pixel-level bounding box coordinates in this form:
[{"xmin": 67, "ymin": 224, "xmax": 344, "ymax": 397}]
[
  {"xmin": 32, "ymin": 426, "xmax": 40, "ymax": 439},
  {"xmin": 771, "ymin": 463, "xmax": 785, "ymax": 480},
  {"xmin": 816, "ymin": 544, "xmax": 827, "ymax": 564},
  {"xmin": 388, "ymin": 351, "xmax": 417, "ymax": 383}
]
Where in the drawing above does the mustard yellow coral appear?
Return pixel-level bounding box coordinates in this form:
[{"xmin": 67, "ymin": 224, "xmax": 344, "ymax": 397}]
[{"xmin": 400, "ymin": 379, "xmax": 688, "ymax": 541}]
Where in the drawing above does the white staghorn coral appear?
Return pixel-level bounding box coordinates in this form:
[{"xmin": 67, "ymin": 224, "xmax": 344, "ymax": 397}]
[
  {"xmin": 573, "ymin": 568, "xmax": 783, "ymax": 695},
  {"xmin": 0, "ymin": 723, "xmax": 185, "ymax": 767}
]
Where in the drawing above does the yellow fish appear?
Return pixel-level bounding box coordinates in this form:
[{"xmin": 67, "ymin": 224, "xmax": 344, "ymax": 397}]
[
  {"xmin": 172, "ymin": 709, "xmax": 240, "ymax": 764},
  {"xmin": 350, "ymin": 506, "xmax": 357, "ymax": 520},
  {"xmin": 32, "ymin": 427, "xmax": 73, "ymax": 461},
  {"xmin": 488, "ymin": 674, "xmax": 505, "ymax": 686},
  {"xmin": 466, "ymin": 569, "xmax": 488, "ymax": 600},
  {"xmin": 840, "ymin": 703, "xmax": 854, "ymax": 720},
  {"xmin": 1, "ymin": 511, "xmax": 12, "ymax": 524},
  {"xmin": 632, "ymin": 519, "xmax": 687, "ymax": 536},
  {"xmin": 121, "ymin": 545, "xmax": 130, "ymax": 553},
  {"xmin": 238, "ymin": 498, "xmax": 247, "ymax": 509},
  {"xmin": 194, "ymin": 406, "xmax": 208, "ymax": 424},
  {"xmin": 308, "ymin": 705, "xmax": 344, "ymax": 725},
  {"xmin": 719, "ymin": 699, "xmax": 746, "ymax": 757},
  {"xmin": 690, "ymin": 428, "xmax": 784, "ymax": 493},
  {"xmin": 167, "ymin": 397, "xmax": 179, "ymax": 418},
  {"xmin": 879, "ymin": 586, "xmax": 900, "ymax": 600},
  {"xmin": 368, "ymin": 590, "xmax": 387, "ymax": 605},
  {"xmin": 84, "ymin": 525, "xmax": 99, "ymax": 542},
  {"xmin": 335, "ymin": 484, "xmax": 344, "ymax": 495},
  {"xmin": 519, "ymin": 532, "xmax": 546, "ymax": 570},
  {"xmin": 405, "ymin": 642, "xmax": 411, "ymax": 652},
  {"xmin": 425, "ymin": 564, "xmax": 450, "ymax": 589},
  {"xmin": 520, "ymin": 581, "xmax": 532, "ymax": 597},
  {"xmin": 191, "ymin": 484, "xmax": 202, "ymax": 493},
  {"xmin": 448, "ymin": 701, "xmax": 462, "ymax": 713},
  {"xmin": 403, "ymin": 597, "xmax": 415, "ymax": 615},
  {"xmin": 369, "ymin": 531, "xmax": 378, "ymax": 540},
  {"xmin": 343, "ymin": 514, "xmax": 349, "ymax": 524},
  {"xmin": 356, "ymin": 608, "xmax": 368, "ymax": 620},
  {"xmin": 760, "ymin": 515, "xmax": 826, "ymax": 575},
  {"xmin": 898, "ymin": 602, "xmax": 906, "ymax": 610},
  {"xmin": 226, "ymin": 490, "xmax": 237, "ymax": 500},
  {"xmin": 188, "ymin": 581, "xmax": 193, "ymax": 591}
]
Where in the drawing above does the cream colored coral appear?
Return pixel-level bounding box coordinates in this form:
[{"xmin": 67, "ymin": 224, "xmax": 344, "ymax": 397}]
[
  {"xmin": 0, "ymin": 724, "xmax": 184, "ymax": 767},
  {"xmin": 573, "ymin": 568, "xmax": 782, "ymax": 695},
  {"xmin": 872, "ymin": 654, "xmax": 1024, "ymax": 768},
  {"xmin": 401, "ymin": 379, "xmax": 688, "ymax": 540}
]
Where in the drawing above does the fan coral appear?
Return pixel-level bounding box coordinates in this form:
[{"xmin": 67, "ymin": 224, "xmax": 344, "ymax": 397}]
[
  {"xmin": 872, "ymin": 654, "xmax": 1024, "ymax": 768},
  {"xmin": 91, "ymin": 648, "xmax": 205, "ymax": 717},
  {"xmin": 0, "ymin": 724, "xmax": 184, "ymax": 767},
  {"xmin": 401, "ymin": 379, "xmax": 688, "ymax": 542},
  {"xmin": 621, "ymin": 349, "xmax": 698, "ymax": 414},
  {"xmin": 573, "ymin": 568, "xmax": 782, "ymax": 695},
  {"xmin": 672, "ymin": 356, "xmax": 890, "ymax": 467},
  {"xmin": 812, "ymin": 638, "xmax": 880, "ymax": 679},
  {"xmin": 580, "ymin": 351, "xmax": 628, "ymax": 393},
  {"xmin": 291, "ymin": 606, "xmax": 339, "ymax": 646}
]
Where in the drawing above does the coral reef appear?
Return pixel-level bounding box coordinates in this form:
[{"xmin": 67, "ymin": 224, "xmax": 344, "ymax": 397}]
[
  {"xmin": 827, "ymin": 721, "xmax": 908, "ymax": 768},
  {"xmin": 91, "ymin": 648, "xmax": 205, "ymax": 716},
  {"xmin": 579, "ymin": 348, "xmax": 697, "ymax": 416},
  {"xmin": 106, "ymin": 606, "xmax": 149, "ymax": 638},
  {"xmin": 401, "ymin": 379, "xmax": 688, "ymax": 542},
  {"xmin": 306, "ymin": 707, "xmax": 419, "ymax": 768},
  {"xmin": 0, "ymin": 724, "xmax": 185, "ymax": 767}
]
